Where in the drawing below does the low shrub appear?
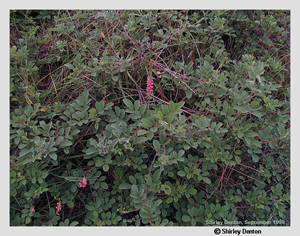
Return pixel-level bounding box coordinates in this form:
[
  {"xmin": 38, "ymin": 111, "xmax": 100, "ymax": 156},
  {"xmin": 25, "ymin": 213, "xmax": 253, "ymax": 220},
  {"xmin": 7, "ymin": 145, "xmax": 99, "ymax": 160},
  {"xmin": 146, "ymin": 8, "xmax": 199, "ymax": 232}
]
[{"xmin": 10, "ymin": 10, "xmax": 290, "ymax": 226}]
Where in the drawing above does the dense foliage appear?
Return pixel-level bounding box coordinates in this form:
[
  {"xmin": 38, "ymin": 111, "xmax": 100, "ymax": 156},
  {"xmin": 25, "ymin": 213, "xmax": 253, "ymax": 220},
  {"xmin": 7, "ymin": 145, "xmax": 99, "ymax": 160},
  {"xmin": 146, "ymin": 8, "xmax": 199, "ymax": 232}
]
[{"xmin": 10, "ymin": 10, "xmax": 290, "ymax": 226}]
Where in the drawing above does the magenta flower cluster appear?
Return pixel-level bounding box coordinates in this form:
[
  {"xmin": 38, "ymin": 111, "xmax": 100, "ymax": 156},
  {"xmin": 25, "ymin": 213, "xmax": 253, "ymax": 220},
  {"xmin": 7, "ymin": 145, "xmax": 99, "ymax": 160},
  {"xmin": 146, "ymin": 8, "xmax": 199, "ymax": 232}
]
[
  {"xmin": 146, "ymin": 79, "xmax": 153, "ymax": 95},
  {"xmin": 79, "ymin": 177, "xmax": 87, "ymax": 188},
  {"xmin": 56, "ymin": 201, "xmax": 62, "ymax": 215}
]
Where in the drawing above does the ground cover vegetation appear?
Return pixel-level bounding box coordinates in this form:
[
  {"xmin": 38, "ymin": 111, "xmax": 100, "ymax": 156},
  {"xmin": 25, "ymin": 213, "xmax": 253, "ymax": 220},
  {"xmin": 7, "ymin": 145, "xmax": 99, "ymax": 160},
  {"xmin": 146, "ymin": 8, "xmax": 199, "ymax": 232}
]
[{"xmin": 10, "ymin": 10, "xmax": 290, "ymax": 226}]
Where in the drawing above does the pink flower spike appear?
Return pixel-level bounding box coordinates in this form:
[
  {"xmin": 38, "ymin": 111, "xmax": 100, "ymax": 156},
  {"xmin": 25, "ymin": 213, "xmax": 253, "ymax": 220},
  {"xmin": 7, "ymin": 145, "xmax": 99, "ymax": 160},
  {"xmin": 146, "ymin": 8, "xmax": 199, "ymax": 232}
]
[
  {"xmin": 55, "ymin": 201, "xmax": 62, "ymax": 215},
  {"xmin": 79, "ymin": 178, "xmax": 87, "ymax": 188},
  {"xmin": 30, "ymin": 207, "xmax": 35, "ymax": 214},
  {"xmin": 146, "ymin": 79, "xmax": 154, "ymax": 95}
]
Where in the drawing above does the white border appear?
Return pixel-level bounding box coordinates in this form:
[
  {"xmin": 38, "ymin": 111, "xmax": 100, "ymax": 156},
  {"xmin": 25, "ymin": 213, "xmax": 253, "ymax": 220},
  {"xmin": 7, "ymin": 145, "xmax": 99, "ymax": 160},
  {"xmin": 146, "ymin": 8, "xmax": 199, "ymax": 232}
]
[
  {"xmin": 2, "ymin": 0, "xmax": 295, "ymax": 9},
  {"xmin": 2, "ymin": 1, "xmax": 298, "ymax": 236}
]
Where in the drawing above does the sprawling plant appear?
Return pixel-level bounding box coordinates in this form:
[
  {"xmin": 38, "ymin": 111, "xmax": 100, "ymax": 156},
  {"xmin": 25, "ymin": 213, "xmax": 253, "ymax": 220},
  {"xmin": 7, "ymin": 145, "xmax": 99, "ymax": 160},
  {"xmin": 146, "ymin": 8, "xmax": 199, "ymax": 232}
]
[{"xmin": 10, "ymin": 10, "xmax": 290, "ymax": 226}]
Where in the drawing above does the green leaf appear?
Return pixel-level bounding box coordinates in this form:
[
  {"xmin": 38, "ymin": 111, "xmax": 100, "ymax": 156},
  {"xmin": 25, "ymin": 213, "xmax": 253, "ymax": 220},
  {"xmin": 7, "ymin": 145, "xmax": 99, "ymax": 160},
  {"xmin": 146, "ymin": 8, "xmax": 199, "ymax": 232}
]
[
  {"xmin": 191, "ymin": 218, "xmax": 197, "ymax": 226},
  {"xmin": 235, "ymin": 156, "xmax": 241, "ymax": 163},
  {"xmin": 153, "ymin": 140, "xmax": 161, "ymax": 153},
  {"xmin": 223, "ymin": 101, "xmax": 229, "ymax": 113},
  {"xmin": 175, "ymin": 101, "xmax": 185, "ymax": 111},
  {"xmin": 93, "ymin": 211, "xmax": 98, "ymax": 219},
  {"xmin": 166, "ymin": 197, "xmax": 173, "ymax": 203},
  {"xmin": 11, "ymin": 171, "xmax": 16, "ymax": 178},
  {"xmin": 49, "ymin": 152, "xmax": 57, "ymax": 160},
  {"xmin": 159, "ymin": 130, "xmax": 166, "ymax": 142},
  {"xmin": 81, "ymin": 90, "xmax": 89, "ymax": 102},
  {"xmin": 71, "ymin": 184, "xmax": 77, "ymax": 193},
  {"xmin": 112, "ymin": 76, "xmax": 119, "ymax": 81},
  {"xmin": 86, "ymin": 205, "xmax": 95, "ymax": 211},
  {"xmin": 189, "ymin": 188, "xmax": 197, "ymax": 195},
  {"xmin": 251, "ymin": 139, "xmax": 262, "ymax": 148},
  {"xmin": 60, "ymin": 140, "xmax": 72, "ymax": 147},
  {"xmin": 135, "ymin": 137, "xmax": 148, "ymax": 144},
  {"xmin": 129, "ymin": 175, "xmax": 137, "ymax": 185},
  {"xmin": 154, "ymin": 199, "xmax": 162, "ymax": 207},
  {"xmin": 178, "ymin": 150, "xmax": 185, "ymax": 158},
  {"xmin": 244, "ymin": 137, "xmax": 251, "ymax": 145},
  {"xmin": 252, "ymin": 154, "xmax": 259, "ymax": 162},
  {"xmin": 19, "ymin": 149, "xmax": 31, "ymax": 157},
  {"xmin": 162, "ymin": 105, "xmax": 169, "ymax": 115},
  {"xmin": 182, "ymin": 215, "xmax": 191, "ymax": 222},
  {"xmin": 140, "ymin": 118, "xmax": 154, "ymax": 128},
  {"xmin": 235, "ymin": 150, "xmax": 242, "ymax": 155},
  {"xmin": 95, "ymin": 157, "xmax": 103, "ymax": 167},
  {"xmin": 103, "ymin": 164, "xmax": 109, "ymax": 172},
  {"xmin": 169, "ymin": 101, "xmax": 175, "ymax": 112},
  {"xmin": 147, "ymin": 132, "xmax": 154, "ymax": 140},
  {"xmin": 140, "ymin": 208, "xmax": 149, "ymax": 218},
  {"xmin": 67, "ymin": 201, "xmax": 74, "ymax": 208},
  {"xmin": 241, "ymin": 124, "xmax": 253, "ymax": 132},
  {"xmin": 25, "ymin": 216, "xmax": 31, "ymax": 224},
  {"xmin": 70, "ymin": 221, "xmax": 78, "ymax": 226},
  {"xmin": 220, "ymin": 205, "xmax": 229, "ymax": 212},
  {"xmin": 150, "ymin": 127, "xmax": 158, "ymax": 132},
  {"xmin": 40, "ymin": 121, "xmax": 48, "ymax": 131},
  {"xmin": 131, "ymin": 185, "xmax": 138, "ymax": 194},
  {"xmin": 203, "ymin": 177, "xmax": 211, "ymax": 184},
  {"xmin": 204, "ymin": 97, "xmax": 210, "ymax": 104},
  {"xmin": 119, "ymin": 183, "xmax": 131, "ymax": 190},
  {"xmin": 276, "ymin": 184, "xmax": 283, "ymax": 195},
  {"xmin": 244, "ymin": 130, "xmax": 258, "ymax": 138},
  {"xmin": 101, "ymin": 182, "xmax": 108, "ymax": 189},
  {"xmin": 95, "ymin": 101, "xmax": 104, "ymax": 111},
  {"xmin": 134, "ymin": 100, "xmax": 141, "ymax": 110},
  {"xmin": 65, "ymin": 63, "xmax": 74, "ymax": 70},
  {"xmin": 139, "ymin": 105, "xmax": 147, "ymax": 114},
  {"xmin": 123, "ymin": 98, "xmax": 134, "ymax": 110},
  {"xmin": 186, "ymin": 89, "xmax": 192, "ymax": 99},
  {"xmin": 152, "ymin": 169, "xmax": 161, "ymax": 182},
  {"xmin": 252, "ymin": 111, "xmax": 263, "ymax": 118},
  {"xmin": 254, "ymin": 62, "xmax": 264, "ymax": 76},
  {"xmin": 85, "ymin": 147, "xmax": 98, "ymax": 155},
  {"xmin": 177, "ymin": 171, "xmax": 186, "ymax": 177},
  {"xmin": 137, "ymin": 130, "xmax": 148, "ymax": 136},
  {"xmin": 49, "ymin": 208, "xmax": 55, "ymax": 218},
  {"xmin": 233, "ymin": 106, "xmax": 248, "ymax": 113}
]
